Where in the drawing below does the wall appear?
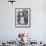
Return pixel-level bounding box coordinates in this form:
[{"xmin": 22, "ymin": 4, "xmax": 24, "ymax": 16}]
[{"xmin": 0, "ymin": 0, "xmax": 46, "ymax": 42}]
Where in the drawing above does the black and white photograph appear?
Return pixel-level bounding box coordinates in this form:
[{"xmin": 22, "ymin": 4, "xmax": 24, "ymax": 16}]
[{"xmin": 15, "ymin": 8, "xmax": 31, "ymax": 28}]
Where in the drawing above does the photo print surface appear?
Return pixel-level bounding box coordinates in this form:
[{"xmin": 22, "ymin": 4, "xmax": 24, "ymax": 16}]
[{"xmin": 15, "ymin": 8, "xmax": 31, "ymax": 28}]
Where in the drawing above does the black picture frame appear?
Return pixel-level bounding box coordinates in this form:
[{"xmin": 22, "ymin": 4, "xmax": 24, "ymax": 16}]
[{"xmin": 15, "ymin": 8, "xmax": 31, "ymax": 28}]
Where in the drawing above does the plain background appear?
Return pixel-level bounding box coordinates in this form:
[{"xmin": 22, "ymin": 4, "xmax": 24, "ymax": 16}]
[{"xmin": 0, "ymin": 0, "xmax": 46, "ymax": 42}]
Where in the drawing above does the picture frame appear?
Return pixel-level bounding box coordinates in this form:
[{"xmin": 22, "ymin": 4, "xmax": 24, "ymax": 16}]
[{"xmin": 15, "ymin": 8, "xmax": 31, "ymax": 28}]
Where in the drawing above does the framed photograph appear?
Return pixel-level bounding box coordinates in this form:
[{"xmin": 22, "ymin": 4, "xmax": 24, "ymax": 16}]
[{"xmin": 15, "ymin": 8, "xmax": 31, "ymax": 28}]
